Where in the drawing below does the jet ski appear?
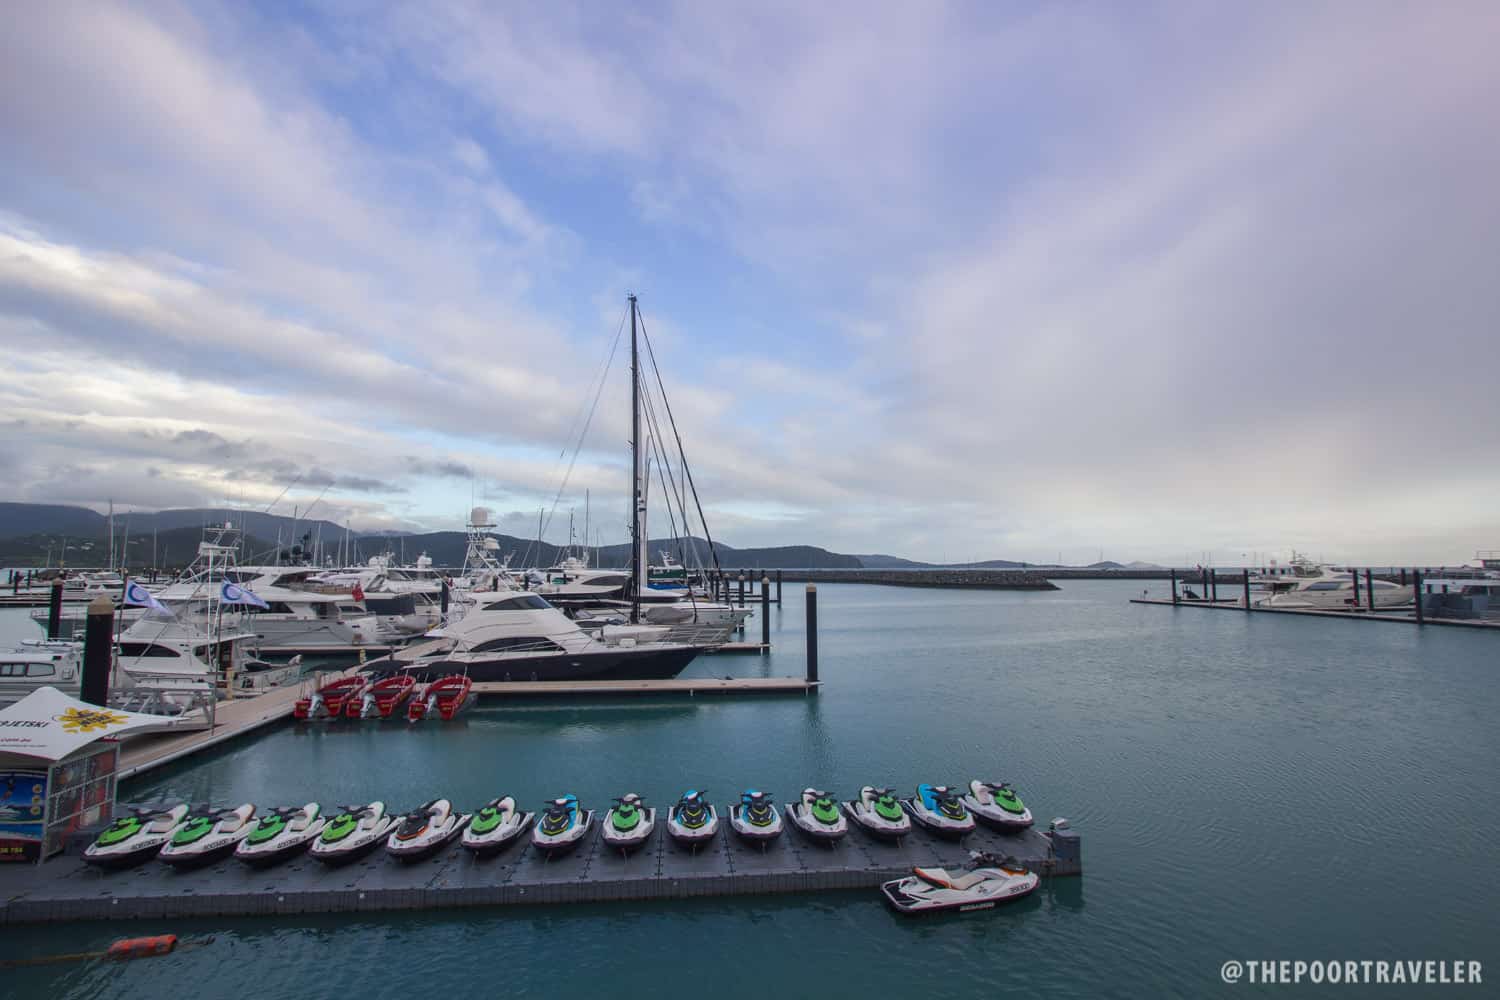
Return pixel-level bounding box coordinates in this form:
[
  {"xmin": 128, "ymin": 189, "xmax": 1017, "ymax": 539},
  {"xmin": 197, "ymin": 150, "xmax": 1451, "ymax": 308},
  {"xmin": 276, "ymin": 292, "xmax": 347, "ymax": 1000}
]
[
  {"xmin": 235, "ymin": 803, "xmax": 325, "ymax": 867},
  {"xmin": 729, "ymin": 790, "xmax": 783, "ymax": 847},
  {"xmin": 844, "ymin": 786, "xmax": 912, "ymax": 841},
  {"xmin": 601, "ymin": 793, "xmax": 656, "ymax": 854},
  {"xmin": 904, "ymin": 784, "xmax": 976, "ymax": 840},
  {"xmin": 157, "ymin": 804, "xmax": 257, "ymax": 868},
  {"xmin": 309, "ymin": 802, "xmax": 396, "ymax": 865},
  {"xmin": 880, "ymin": 851, "xmax": 1039, "ymax": 915},
  {"xmin": 531, "ymin": 795, "xmax": 593, "ymax": 857},
  {"xmin": 784, "ymin": 788, "xmax": 847, "ymax": 844},
  {"xmin": 665, "ymin": 790, "xmax": 718, "ymax": 850},
  {"xmin": 963, "ymin": 780, "xmax": 1034, "ymax": 830},
  {"xmin": 83, "ymin": 804, "xmax": 189, "ymax": 870},
  {"xmin": 461, "ymin": 796, "xmax": 533, "ymax": 855},
  {"xmin": 386, "ymin": 799, "xmax": 469, "ymax": 862}
]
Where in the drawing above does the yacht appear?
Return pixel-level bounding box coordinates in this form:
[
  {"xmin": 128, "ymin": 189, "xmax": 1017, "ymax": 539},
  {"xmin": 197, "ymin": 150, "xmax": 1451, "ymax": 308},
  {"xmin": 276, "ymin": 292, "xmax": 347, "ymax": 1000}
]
[
  {"xmin": 0, "ymin": 640, "xmax": 82, "ymax": 706},
  {"xmin": 359, "ymin": 592, "xmax": 705, "ymax": 683},
  {"xmin": 1257, "ymin": 567, "xmax": 1412, "ymax": 610}
]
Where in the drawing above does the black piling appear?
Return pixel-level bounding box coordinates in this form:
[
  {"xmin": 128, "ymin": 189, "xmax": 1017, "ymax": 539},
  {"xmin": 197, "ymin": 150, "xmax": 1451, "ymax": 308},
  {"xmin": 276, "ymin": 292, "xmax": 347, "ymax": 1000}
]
[
  {"xmin": 760, "ymin": 577, "xmax": 770, "ymax": 651},
  {"xmin": 1413, "ymin": 569, "xmax": 1424, "ymax": 624},
  {"xmin": 1352, "ymin": 568, "xmax": 1361, "ymax": 607},
  {"xmin": 1243, "ymin": 569, "xmax": 1251, "ymax": 612},
  {"xmin": 737, "ymin": 574, "xmax": 746, "ymax": 608},
  {"xmin": 805, "ymin": 584, "xmax": 818, "ymax": 684},
  {"xmin": 1400, "ymin": 568, "xmax": 1408, "ymax": 586},
  {"xmin": 80, "ymin": 595, "xmax": 114, "ymax": 706},
  {"xmin": 1209, "ymin": 568, "xmax": 1217, "ymax": 602},
  {"xmin": 440, "ymin": 578, "xmax": 450, "ymax": 618},
  {"xmin": 1365, "ymin": 569, "xmax": 1375, "ymax": 612},
  {"xmin": 1170, "ymin": 569, "xmax": 1179, "ymax": 605},
  {"xmin": 776, "ymin": 569, "xmax": 783, "ymax": 605},
  {"xmin": 45, "ymin": 580, "xmax": 63, "ymax": 639}
]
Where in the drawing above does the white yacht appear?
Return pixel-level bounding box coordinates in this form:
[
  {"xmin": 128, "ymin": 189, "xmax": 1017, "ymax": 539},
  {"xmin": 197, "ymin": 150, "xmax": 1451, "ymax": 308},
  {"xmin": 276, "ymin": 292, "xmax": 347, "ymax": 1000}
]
[
  {"xmin": 0, "ymin": 640, "xmax": 82, "ymax": 707},
  {"xmin": 1257, "ymin": 567, "xmax": 1412, "ymax": 610},
  {"xmin": 360, "ymin": 591, "xmax": 709, "ymax": 683}
]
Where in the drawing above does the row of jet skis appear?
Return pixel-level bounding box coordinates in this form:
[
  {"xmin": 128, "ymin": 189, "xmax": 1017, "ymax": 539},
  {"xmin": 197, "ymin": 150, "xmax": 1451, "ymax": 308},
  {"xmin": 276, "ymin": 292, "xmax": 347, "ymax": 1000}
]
[{"xmin": 83, "ymin": 782, "xmax": 1030, "ymax": 869}]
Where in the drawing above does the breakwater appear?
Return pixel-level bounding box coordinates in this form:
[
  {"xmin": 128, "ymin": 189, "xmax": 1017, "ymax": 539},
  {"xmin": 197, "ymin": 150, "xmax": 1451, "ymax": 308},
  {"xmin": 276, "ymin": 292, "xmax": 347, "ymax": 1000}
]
[{"xmin": 771, "ymin": 570, "xmax": 1058, "ymax": 590}]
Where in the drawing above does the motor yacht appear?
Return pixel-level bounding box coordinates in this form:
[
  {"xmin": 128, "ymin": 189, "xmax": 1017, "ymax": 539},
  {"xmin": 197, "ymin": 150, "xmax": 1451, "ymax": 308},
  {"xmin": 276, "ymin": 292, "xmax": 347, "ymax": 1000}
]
[{"xmin": 1257, "ymin": 567, "xmax": 1412, "ymax": 610}]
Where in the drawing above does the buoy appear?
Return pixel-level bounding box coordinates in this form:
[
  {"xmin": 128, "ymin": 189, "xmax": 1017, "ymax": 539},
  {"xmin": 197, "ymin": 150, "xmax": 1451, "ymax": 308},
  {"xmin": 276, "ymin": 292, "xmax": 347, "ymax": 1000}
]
[{"xmin": 106, "ymin": 935, "xmax": 178, "ymax": 960}]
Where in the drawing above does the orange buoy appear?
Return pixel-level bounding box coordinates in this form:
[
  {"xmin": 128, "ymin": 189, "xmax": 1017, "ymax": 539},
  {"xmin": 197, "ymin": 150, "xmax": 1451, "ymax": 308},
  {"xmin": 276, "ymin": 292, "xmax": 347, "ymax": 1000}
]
[{"xmin": 106, "ymin": 935, "xmax": 178, "ymax": 960}]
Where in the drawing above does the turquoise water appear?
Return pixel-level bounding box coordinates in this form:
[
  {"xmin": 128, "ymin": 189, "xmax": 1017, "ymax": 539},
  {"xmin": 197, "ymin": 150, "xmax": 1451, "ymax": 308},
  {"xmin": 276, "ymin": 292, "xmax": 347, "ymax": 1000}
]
[{"xmin": 1, "ymin": 581, "xmax": 1496, "ymax": 996}]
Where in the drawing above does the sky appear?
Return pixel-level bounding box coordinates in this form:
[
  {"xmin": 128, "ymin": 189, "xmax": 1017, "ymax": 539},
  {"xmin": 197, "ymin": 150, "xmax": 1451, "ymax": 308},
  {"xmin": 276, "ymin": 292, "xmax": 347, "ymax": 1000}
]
[{"xmin": 1, "ymin": 1, "xmax": 1497, "ymax": 567}]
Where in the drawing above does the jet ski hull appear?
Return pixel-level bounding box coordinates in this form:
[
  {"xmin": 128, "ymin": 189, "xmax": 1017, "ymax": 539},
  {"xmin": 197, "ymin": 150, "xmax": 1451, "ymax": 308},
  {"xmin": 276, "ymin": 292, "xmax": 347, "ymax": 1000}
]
[
  {"xmin": 531, "ymin": 810, "xmax": 594, "ymax": 856},
  {"xmin": 462, "ymin": 804, "xmax": 534, "ymax": 856},
  {"xmin": 729, "ymin": 806, "xmax": 783, "ymax": 844},
  {"xmin": 387, "ymin": 817, "xmax": 468, "ymax": 862},
  {"xmin": 844, "ymin": 802, "xmax": 912, "ymax": 842},
  {"xmin": 159, "ymin": 805, "xmax": 257, "ymax": 869},
  {"xmin": 666, "ymin": 806, "xmax": 719, "ymax": 849},
  {"xmin": 880, "ymin": 868, "xmax": 1039, "ymax": 915},
  {"xmin": 785, "ymin": 804, "xmax": 848, "ymax": 844},
  {"xmin": 310, "ymin": 804, "xmax": 395, "ymax": 866},
  {"xmin": 84, "ymin": 805, "xmax": 188, "ymax": 870},
  {"xmin": 963, "ymin": 796, "xmax": 1034, "ymax": 830},
  {"xmin": 601, "ymin": 807, "xmax": 657, "ymax": 853},
  {"xmin": 236, "ymin": 831, "xmax": 322, "ymax": 868}
]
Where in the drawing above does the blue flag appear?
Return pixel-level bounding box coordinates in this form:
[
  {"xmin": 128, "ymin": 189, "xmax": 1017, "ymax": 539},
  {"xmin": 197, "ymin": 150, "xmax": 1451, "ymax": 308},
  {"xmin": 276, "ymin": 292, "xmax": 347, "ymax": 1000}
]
[
  {"xmin": 220, "ymin": 581, "xmax": 270, "ymax": 610},
  {"xmin": 123, "ymin": 580, "xmax": 169, "ymax": 614}
]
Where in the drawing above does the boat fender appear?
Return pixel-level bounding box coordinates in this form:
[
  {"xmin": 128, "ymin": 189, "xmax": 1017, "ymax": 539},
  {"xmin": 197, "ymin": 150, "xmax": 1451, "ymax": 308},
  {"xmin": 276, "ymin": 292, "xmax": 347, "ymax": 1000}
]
[{"xmin": 107, "ymin": 935, "xmax": 178, "ymax": 960}]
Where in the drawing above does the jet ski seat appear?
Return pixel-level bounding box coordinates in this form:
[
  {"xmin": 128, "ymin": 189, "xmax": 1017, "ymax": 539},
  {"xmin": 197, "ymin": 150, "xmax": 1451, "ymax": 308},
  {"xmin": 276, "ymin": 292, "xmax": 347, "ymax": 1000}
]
[
  {"xmin": 217, "ymin": 807, "xmax": 254, "ymax": 834},
  {"xmin": 912, "ymin": 867, "xmax": 988, "ymax": 891}
]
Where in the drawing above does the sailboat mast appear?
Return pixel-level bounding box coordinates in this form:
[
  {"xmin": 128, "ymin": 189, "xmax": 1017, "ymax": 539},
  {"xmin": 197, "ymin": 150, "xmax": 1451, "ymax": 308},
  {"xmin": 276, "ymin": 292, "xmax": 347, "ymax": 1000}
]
[{"xmin": 630, "ymin": 294, "xmax": 644, "ymax": 622}]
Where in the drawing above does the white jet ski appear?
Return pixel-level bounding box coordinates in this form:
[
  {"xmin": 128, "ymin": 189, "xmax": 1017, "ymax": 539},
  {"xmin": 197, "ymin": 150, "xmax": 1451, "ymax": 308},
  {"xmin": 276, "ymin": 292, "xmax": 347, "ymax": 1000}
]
[
  {"xmin": 601, "ymin": 793, "xmax": 656, "ymax": 854},
  {"xmin": 785, "ymin": 788, "xmax": 847, "ymax": 844},
  {"xmin": 843, "ymin": 786, "xmax": 912, "ymax": 841},
  {"xmin": 665, "ymin": 790, "xmax": 718, "ymax": 850},
  {"xmin": 386, "ymin": 798, "xmax": 468, "ymax": 862},
  {"xmin": 309, "ymin": 802, "xmax": 396, "ymax": 865},
  {"xmin": 158, "ymin": 804, "xmax": 257, "ymax": 868},
  {"xmin": 904, "ymin": 784, "xmax": 975, "ymax": 840},
  {"xmin": 461, "ymin": 796, "xmax": 534, "ymax": 855},
  {"xmin": 963, "ymin": 780, "xmax": 1034, "ymax": 830},
  {"xmin": 531, "ymin": 795, "xmax": 593, "ymax": 857},
  {"xmin": 880, "ymin": 851, "xmax": 1039, "ymax": 915},
  {"xmin": 729, "ymin": 790, "xmax": 783, "ymax": 847},
  {"xmin": 83, "ymin": 804, "xmax": 189, "ymax": 870},
  {"xmin": 235, "ymin": 803, "xmax": 326, "ymax": 867}
]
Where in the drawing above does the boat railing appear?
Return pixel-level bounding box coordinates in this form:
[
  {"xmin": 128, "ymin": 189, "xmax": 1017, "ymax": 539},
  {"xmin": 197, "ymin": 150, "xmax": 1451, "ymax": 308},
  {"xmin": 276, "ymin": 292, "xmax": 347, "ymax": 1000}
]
[{"xmin": 660, "ymin": 623, "xmax": 737, "ymax": 647}]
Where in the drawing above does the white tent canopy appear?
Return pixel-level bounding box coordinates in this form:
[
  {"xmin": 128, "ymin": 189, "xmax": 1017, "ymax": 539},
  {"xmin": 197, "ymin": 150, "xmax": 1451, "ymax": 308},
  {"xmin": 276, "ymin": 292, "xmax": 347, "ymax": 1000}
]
[{"xmin": 0, "ymin": 686, "xmax": 176, "ymax": 762}]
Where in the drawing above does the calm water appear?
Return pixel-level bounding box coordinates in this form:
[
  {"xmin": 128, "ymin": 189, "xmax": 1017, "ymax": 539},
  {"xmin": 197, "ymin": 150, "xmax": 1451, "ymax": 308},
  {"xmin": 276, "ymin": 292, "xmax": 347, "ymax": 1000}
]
[{"xmin": 1, "ymin": 581, "xmax": 1495, "ymax": 997}]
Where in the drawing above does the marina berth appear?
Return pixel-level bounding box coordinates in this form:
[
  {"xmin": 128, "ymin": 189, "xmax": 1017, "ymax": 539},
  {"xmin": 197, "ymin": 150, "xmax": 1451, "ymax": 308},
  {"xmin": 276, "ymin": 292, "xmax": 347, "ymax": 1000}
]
[{"xmin": 359, "ymin": 591, "xmax": 706, "ymax": 683}]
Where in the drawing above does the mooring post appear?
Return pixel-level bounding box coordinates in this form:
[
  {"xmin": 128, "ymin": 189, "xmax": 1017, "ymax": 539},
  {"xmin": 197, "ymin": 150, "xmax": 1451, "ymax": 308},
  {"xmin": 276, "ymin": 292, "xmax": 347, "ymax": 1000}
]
[
  {"xmin": 1170, "ymin": 569, "xmax": 1179, "ymax": 605},
  {"xmin": 1399, "ymin": 568, "xmax": 1408, "ymax": 586},
  {"xmin": 737, "ymin": 574, "xmax": 746, "ymax": 608},
  {"xmin": 761, "ymin": 577, "xmax": 770, "ymax": 651},
  {"xmin": 1365, "ymin": 569, "xmax": 1375, "ymax": 612},
  {"xmin": 1209, "ymin": 568, "xmax": 1217, "ymax": 602},
  {"xmin": 805, "ymin": 584, "xmax": 818, "ymax": 683},
  {"xmin": 1413, "ymin": 569, "xmax": 1424, "ymax": 624},
  {"xmin": 46, "ymin": 579, "xmax": 63, "ymax": 639},
  {"xmin": 440, "ymin": 577, "xmax": 450, "ymax": 621},
  {"xmin": 1243, "ymin": 569, "xmax": 1251, "ymax": 611},
  {"xmin": 1352, "ymin": 567, "xmax": 1361, "ymax": 607},
  {"xmin": 776, "ymin": 569, "xmax": 783, "ymax": 605},
  {"xmin": 81, "ymin": 595, "xmax": 114, "ymax": 706}
]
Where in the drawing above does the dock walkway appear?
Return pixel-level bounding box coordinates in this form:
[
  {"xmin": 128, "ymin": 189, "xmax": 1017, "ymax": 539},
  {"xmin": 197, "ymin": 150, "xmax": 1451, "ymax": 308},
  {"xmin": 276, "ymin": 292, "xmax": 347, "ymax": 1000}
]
[
  {"xmin": 0, "ymin": 822, "xmax": 1077, "ymax": 924},
  {"xmin": 1131, "ymin": 597, "xmax": 1500, "ymax": 629}
]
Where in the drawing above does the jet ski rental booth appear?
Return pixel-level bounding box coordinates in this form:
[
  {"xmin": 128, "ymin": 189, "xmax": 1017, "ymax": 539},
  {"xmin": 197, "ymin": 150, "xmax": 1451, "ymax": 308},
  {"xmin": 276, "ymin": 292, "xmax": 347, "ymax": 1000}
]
[{"xmin": 0, "ymin": 687, "xmax": 174, "ymax": 863}]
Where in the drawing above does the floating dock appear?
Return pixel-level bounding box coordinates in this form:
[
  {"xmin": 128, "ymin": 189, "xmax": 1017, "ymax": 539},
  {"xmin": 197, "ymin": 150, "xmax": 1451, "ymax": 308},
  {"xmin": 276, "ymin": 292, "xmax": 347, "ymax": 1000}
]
[
  {"xmin": 1131, "ymin": 597, "xmax": 1500, "ymax": 629},
  {"xmin": 0, "ymin": 820, "xmax": 1079, "ymax": 924},
  {"xmin": 470, "ymin": 677, "xmax": 816, "ymax": 698}
]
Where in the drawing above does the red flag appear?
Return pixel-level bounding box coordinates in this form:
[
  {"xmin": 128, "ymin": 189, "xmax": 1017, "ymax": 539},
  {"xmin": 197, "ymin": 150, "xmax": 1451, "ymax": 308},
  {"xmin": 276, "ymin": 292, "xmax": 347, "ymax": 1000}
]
[{"xmin": 352, "ymin": 582, "xmax": 365, "ymax": 602}]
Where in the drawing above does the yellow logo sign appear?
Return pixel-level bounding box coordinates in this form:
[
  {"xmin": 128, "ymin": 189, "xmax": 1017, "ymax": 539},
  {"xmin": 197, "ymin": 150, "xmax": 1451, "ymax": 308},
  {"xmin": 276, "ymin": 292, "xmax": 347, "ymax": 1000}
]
[{"xmin": 54, "ymin": 707, "xmax": 130, "ymax": 734}]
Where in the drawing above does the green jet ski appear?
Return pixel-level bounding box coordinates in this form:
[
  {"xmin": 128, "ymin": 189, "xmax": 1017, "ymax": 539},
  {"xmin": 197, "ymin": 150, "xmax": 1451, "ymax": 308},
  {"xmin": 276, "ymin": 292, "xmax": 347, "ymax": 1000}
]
[
  {"xmin": 235, "ymin": 803, "xmax": 325, "ymax": 867},
  {"xmin": 83, "ymin": 804, "xmax": 189, "ymax": 870},
  {"xmin": 157, "ymin": 804, "xmax": 257, "ymax": 868},
  {"xmin": 963, "ymin": 780, "xmax": 1034, "ymax": 830},
  {"xmin": 785, "ymin": 788, "xmax": 847, "ymax": 844},
  {"xmin": 308, "ymin": 802, "xmax": 395, "ymax": 866},
  {"xmin": 844, "ymin": 786, "xmax": 912, "ymax": 841},
  {"xmin": 461, "ymin": 796, "xmax": 534, "ymax": 855},
  {"xmin": 601, "ymin": 793, "xmax": 656, "ymax": 854}
]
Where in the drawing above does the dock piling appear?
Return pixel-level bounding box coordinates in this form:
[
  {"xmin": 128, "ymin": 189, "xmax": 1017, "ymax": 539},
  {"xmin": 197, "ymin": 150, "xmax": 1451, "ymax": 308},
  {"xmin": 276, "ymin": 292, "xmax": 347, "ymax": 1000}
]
[
  {"xmin": 81, "ymin": 595, "xmax": 114, "ymax": 706},
  {"xmin": 1243, "ymin": 569, "xmax": 1251, "ymax": 611},
  {"xmin": 45, "ymin": 580, "xmax": 63, "ymax": 639},
  {"xmin": 1413, "ymin": 570, "xmax": 1424, "ymax": 624},
  {"xmin": 805, "ymin": 584, "xmax": 818, "ymax": 684},
  {"xmin": 1170, "ymin": 569, "xmax": 1179, "ymax": 605},
  {"xmin": 776, "ymin": 569, "xmax": 783, "ymax": 605},
  {"xmin": 760, "ymin": 577, "xmax": 770, "ymax": 651},
  {"xmin": 1365, "ymin": 569, "xmax": 1375, "ymax": 612},
  {"xmin": 1352, "ymin": 568, "xmax": 1361, "ymax": 607},
  {"xmin": 737, "ymin": 574, "xmax": 746, "ymax": 608}
]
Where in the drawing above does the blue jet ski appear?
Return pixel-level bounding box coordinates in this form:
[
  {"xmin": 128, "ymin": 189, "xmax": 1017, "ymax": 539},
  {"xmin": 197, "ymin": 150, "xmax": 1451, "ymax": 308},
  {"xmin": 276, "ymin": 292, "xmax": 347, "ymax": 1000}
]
[{"xmin": 531, "ymin": 794, "xmax": 593, "ymax": 857}]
